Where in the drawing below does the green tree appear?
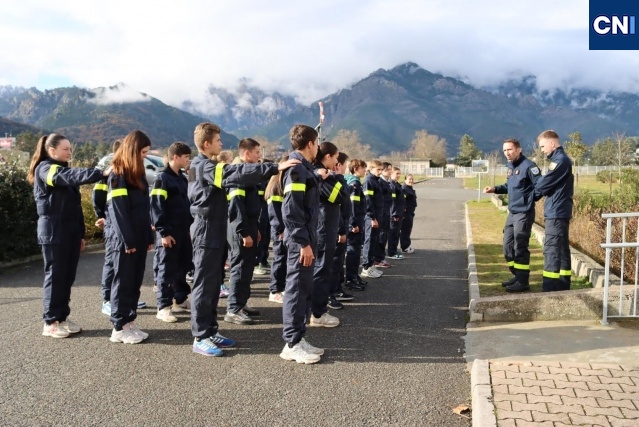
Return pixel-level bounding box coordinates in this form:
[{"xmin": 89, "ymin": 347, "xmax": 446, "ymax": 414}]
[
  {"xmin": 454, "ymin": 134, "xmax": 482, "ymax": 166},
  {"xmin": 590, "ymin": 138, "xmax": 617, "ymax": 166},
  {"xmin": 564, "ymin": 131, "xmax": 588, "ymax": 187},
  {"xmin": 15, "ymin": 130, "xmax": 44, "ymax": 156}
]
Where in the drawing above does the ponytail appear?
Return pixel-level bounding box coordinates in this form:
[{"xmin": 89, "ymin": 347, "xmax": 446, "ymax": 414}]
[{"xmin": 27, "ymin": 133, "xmax": 68, "ymax": 185}]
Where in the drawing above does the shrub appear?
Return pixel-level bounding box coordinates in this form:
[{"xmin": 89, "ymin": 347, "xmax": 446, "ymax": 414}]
[{"xmin": 596, "ymin": 169, "xmax": 619, "ymax": 183}]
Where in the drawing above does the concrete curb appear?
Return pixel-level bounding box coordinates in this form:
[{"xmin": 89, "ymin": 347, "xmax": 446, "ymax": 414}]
[
  {"xmin": 465, "ymin": 203, "xmax": 482, "ymax": 322},
  {"xmin": 0, "ymin": 243, "xmax": 104, "ymax": 270},
  {"xmin": 471, "ymin": 359, "xmax": 496, "ymax": 427}
]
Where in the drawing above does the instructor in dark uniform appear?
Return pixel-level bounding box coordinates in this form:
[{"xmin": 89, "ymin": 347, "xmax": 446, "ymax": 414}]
[
  {"xmin": 534, "ymin": 130, "xmax": 574, "ymax": 292},
  {"xmin": 484, "ymin": 138, "xmax": 541, "ymax": 293}
]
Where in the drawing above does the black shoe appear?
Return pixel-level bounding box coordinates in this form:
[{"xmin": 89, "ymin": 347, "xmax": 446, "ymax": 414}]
[
  {"xmin": 356, "ymin": 276, "xmax": 368, "ymax": 286},
  {"xmin": 505, "ymin": 281, "xmax": 530, "ymax": 293},
  {"xmin": 327, "ymin": 296, "xmax": 344, "ymax": 310},
  {"xmin": 333, "ymin": 291, "xmax": 354, "ymax": 302},
  {"xmin": 345, "ymin": 280, "xmax": 365, "ymax": 291},
  {"xmin": 501, "ymin": 276, "xmax": 517, "ymax": 287}
]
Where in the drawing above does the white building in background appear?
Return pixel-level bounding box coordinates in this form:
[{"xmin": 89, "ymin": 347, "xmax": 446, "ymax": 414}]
[{"xmin": 398, "ymin": 158, "xmax": 431, "ymax": 174}]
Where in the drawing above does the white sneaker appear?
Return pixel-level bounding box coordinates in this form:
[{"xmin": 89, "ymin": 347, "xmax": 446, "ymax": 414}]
[
  {"xmin": 280, "ymin": 342, "xmax": 321, "ymax": 364},
  {"xmin": 42, "ymin": 321, "xmax": 70, "ymax": 338},
  {"xmin": 309, "ymin": 312, "xmax": 340, "ymax": 328},
  {"xmin": 268, "ymin": 292, "xmax": 284, "ymax": 304},
  {"xmin": 402, "ymin": 247, "xmax": 415, "ymax": 254},
  {"xmin": 128, "ymin": 321, "xmax": 149, "ymax": 340},
  {"xmin": 172, "ymin": 299, "xmax": 191, "ymax": 313},
  {"xmin": 156, "ymin": 307, "xmax": 178, "ymax": 323},
  {"xmin": 110, "ymin": 323, "xmax": 144, "ymax": 344},
  {"xmin": 361, "ymin": 267, "xmax": 383, "ymax": 278},
  {"xmin": 299, "ymin": 338, "xmax": 324, "ymax": 355},
  {"xmin": 59, "ymin": 319, "xmax": 82, "ymax": 334}
]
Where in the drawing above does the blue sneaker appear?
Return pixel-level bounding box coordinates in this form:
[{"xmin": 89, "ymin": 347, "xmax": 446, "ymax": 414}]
[
  {"xmin": 211, "ymin": 333, "xmax": 236, "ymax": 348},
  {"xmin": 101, "ymin": 301, "xmax": 111, "ymax": 316},
  {"xmin": 137, "ymin": 301, "xmax": 147, "ymax": 309},
  {"xmin": 193, "ymin": 337, "xmax": 223, "ymax": 357}
]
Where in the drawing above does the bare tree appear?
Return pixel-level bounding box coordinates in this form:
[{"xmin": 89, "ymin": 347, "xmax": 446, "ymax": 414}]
[
  {"xmin": 408, "ymin": 130, "xmax": 447, "ymax": 166},
  {"xmin": 484, "ymin": 149, "xmax": 503, "ymax": 186},
  {"xmin": 330, "ymin": 129, "xmax": 376, "ymax": 160},
  {"xmin": 612, "ymin": 132, "xmax": 635, "ymax": 185}
]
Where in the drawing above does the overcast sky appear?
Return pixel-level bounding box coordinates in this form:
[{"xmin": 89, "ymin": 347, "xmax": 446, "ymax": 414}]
[{"xmin": 2, "ymin": 0, "xmax": 637, "ymax": 109}]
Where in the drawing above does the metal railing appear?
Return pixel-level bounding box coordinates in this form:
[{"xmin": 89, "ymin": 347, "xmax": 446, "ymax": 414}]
[{"xmin": 601, "ymin": 212, "xmax": 639, "ymax": 324}]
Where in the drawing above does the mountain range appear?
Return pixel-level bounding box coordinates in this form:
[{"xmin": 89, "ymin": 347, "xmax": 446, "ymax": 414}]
[{"xmin": 1, "ymin": 63, "xmax": 639, "ymax": 154}]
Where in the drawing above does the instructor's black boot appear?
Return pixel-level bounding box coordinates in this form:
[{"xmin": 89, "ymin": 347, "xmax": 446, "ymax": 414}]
[
  {"xmin": 505, "ymin": 281, "xmax": 530, "ymax": 293},
  {"xmin": 501, "ymin": 276, "xmax": 518, "ymax": 287}
]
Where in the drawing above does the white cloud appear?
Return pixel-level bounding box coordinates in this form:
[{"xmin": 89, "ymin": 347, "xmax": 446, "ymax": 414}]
[
  {"xmin": 0, "ymin": 0, "xmax": 637, "ymax": 109},
  {"xmin": 87, "ymin": 83, "xmax": 151, "ymax": 105}
]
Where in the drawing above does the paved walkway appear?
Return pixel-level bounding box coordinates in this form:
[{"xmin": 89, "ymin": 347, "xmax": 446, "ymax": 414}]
[{"xmin": 0, "ymin": 178, "xmax": 474, "ymax": 426}]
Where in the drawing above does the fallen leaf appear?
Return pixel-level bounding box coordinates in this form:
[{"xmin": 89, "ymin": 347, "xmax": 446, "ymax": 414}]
[{"xmin": 452, "ymin": 404, "xmax": 471, "ymax": 416}]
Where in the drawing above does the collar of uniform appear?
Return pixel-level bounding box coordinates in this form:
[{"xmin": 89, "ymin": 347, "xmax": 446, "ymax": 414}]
[
  {"xmin": 289, "ymin": 151, "xmax": 315, "ymax": 174},
  {"xmin": 548, "ymin": 146, "xmax": 565, "ymax": 161},
  {"xmin": 46, "ymin": 158, "xmax": 69, "ymax": 168},
  {"xmin": 511, "ymin": 155, "xmax": 526, "ymax": 168},
  {"xmin": 162, "ymin": 164, "xmax": 180, "ymax": 177}
]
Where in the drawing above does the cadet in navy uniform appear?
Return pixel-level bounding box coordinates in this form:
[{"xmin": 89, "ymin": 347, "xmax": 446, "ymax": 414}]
[
  {"xmin": 189, "ymin": 123, "xmax": 298, "ymax": 356},
  {"xmin": 151, "ymin": 142, "xmax": 193, "ymax": 323},
  {"xmin": 310, "ymin": 141, "xmax": 345, "ymax": 327},
  {"xmin": 386, "ymin": 167, "xmax": 406, "ymax": 260},
  {"xmin": 484, "ymin": 138, "xmax": 541, "ymax": 293},
  {"xmin": 361, "ymin": 160, "xmax": 385, "ymax": 279},
  {"xmin": 400, "ymin": 174, "xmax": 417, "ymax": 254},
  {"xmin": 280, "ymin": 124, "xmax": 328, "ymax": 364},
  {"xmin": 224, "ymin": 138, "xmax": 266, "ymax": 325},
  {"xmin": 254, "ymin": 176, "xmax": 271, "ymax": 276},
  {"xmin": 28, "ymin": 133, "xmax": 108, "ymax": 338},
  {"xmin": 106, "ymin": 130, "xmax": 155, "ymax": 344},
  {"xmin": 265, "ymin": 156, "xmax": 289, "ymax": 304},
  {"xmin": 533, "ymin": 130, "xmax": 574, "ymax": 292},
  {"xmin": 344, "ymin": 159, "xmax": 368, "ymax": 290},
  {"xmin": 375, "ymin": 162, "xmax": 393, "ymax": 268}
]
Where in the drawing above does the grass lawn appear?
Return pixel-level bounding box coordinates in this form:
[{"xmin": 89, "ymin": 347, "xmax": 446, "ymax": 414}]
[
  {"xmin": 464, "ymin": 174, "xmax": 619, "ymax": 197},
  {"xmin": 467, "ymin": 200, "xmax": 591, "ymax": 297}
]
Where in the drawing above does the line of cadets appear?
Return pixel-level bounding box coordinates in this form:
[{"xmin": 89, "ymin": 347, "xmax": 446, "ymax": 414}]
[{"xmin": 34, "ymin": 123, "xmax": 417, "ymax": 364}]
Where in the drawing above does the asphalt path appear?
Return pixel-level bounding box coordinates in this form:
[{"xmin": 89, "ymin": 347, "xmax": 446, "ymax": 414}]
[{"xmin": 0, "ymin": 178, "xmax": 475, "ymax": 427}]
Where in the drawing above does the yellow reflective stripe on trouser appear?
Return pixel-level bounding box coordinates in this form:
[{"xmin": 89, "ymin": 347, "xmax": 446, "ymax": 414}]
[
  {"xmin": 507, "ymin": 261, "xmax": 515, "ymax": 267},
  {"xmin": 560, "ymin": 270, "xmax": 572, "ymax": 276},
  {"xmin": 258, "ymin": 190, "xmax": 265, "ymax": 196},
  {"xmin": 46, "ymin": 164, "xmax": 60, "ymax": 186},
  {"xmin": 284, "ymin": 183, "xmax": 306, "ymax": 193},
  {"xmin": 513, "ymin": 263, "xmax": 530, "ymax": 271},
  {"xmin": 107, "ymin": 188, "xmax": 129, "ymax": 201},
  {"xmin": 228, "ymin": 189, "xmax": 246, "ymax": 199},
  {"xmin": 392, "ymin": 193, "xmax": 396, "ymax": 198},
  {"xmin": 267, "ymin": 196, "xmax": 284, "ymax": 204},
  {"xmin": 94, "ymin": 183, "xmax": 108, "ymax": 191},
  {"xmin": 543, "ymin": 271, "xmax": 561, "ymax": 279},
  {"xmin": 213, "ymin": 163, "xmax": 224, "ymax": 188},
  {"xmin": 350, "ymin": 195, "xmax": 361, "ymax": 202},
  {"xmin": 150, "ymin": 188, "xmax": 168, "ymax": 199},
  {"xmin": 328, "ymin": 182, "xmax": 342, "ymax": 203},
  {"xmin": 364, "ymin": 190, "xmax": 374, "ymax": 196}
]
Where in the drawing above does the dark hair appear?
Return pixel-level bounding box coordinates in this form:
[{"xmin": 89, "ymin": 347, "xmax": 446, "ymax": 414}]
[
  {"xmin": 27, "ymin": 133, "xmax": 68, "ymax": 185},
  {"xmin": 337, "ymin": 152, "xmax": 349, "ymax": 165},
  {"xmin": 348, "ymin": 159, "xmax": 367, "ymax": 173},
  {"xmin": 238, "ymin": 137, "xmax": 260, "ymax": 153},
  {"xmin": 382, "ymin": 162, "xmax": 392, "ymax": 170},
  {"xmin": 111, "ymin": 130, "xmax": 152, "ymax": 190},
  {"xmin": 290, "ymin": 124, "xmax": 318, "ymax": 150},
  {"xmin": 168, "ymin": 141, "xmax": 192, "ymax": 158},
  {"xmin": 503, "ymin": 138, "xmax": 521, "ymax": 149},
  {"xmin": 264, "ymin": 155, "xmax": 289, "ymax": 200},
  {"xmin": 194, "ymin": 122, "xmax": 221, "ymax": 151},
  {"xmin": 317, "ymin": 141, "xmax": 338, "ymax": 161}
]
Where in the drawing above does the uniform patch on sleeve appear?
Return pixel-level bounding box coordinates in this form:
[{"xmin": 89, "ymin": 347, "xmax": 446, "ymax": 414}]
[
  {"xmin": 549, "ymin": 162, "xmax": 557, "ymax": 171},
  {"xmin": 531, "ymin": 167, "xmax": 540, "ymax": 175},
  {"xmin": 507, "ymin": 169, "xmax": 513, "ymax": 177}
]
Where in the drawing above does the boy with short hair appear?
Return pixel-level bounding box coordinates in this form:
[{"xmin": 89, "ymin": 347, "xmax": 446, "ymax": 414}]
[
  {"xmin": 188, "ymin": 122, "xmax": 297, "ymax": 357},
  {"xmin": 361, "ymin": 160, "xmax": 384, "ymax": 279},
  {"xmin": 400, "ymin": 174, "xmax": 417, "ymax": 254},
  {"xmin": 344, "ymin": 159, "xmax": 368, "ymax": 290},
  {"xmin": 375, "ymin": 162, "xmax": 393, "ymax": 269},
  {"xmin": 386, "ymin": 166, "xmax": 405, "ymax": 260},
  {"xmin": 151, "ymin": 142, "xmax": 193, "ymax": 323}
]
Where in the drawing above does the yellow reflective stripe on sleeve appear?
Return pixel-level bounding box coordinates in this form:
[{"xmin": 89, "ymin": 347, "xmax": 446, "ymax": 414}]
[
  {"xmin": 284, "ymin": 183, "xmax": 306, "ymax": 193},
  {"xmin": 507, "ymin": 261, "xmax": 515, "ymax": 267},
  {"xmin": 560, "ymin": 270, "xmax": 572, "ymax": 276},
  {"xmin": 543, "ymin": 271, "xmax": 560, "ymax": 279},
  {"xmin": 106, "ymin": 188, "xmax": 129, "ymax": 201},
  {"xmin": 150, "ymin": 188, "xmax": 168, "ymax": 199},
  {"xmin": 228, "ymin": 189, "xmax": 246, "ymax": 199},
  {"xmin": 267, "ymin": 196, "xmax": 284, "ymax": 204},
  {"xmin": 328, "ymin": 182, "xmax": 342, "ymax": 203},
  {"xmin": 213, "ymin": 163, "xmax": 224, "ymax": 188},
  {"xmin": 46, "ymin": 164, "xmax": 60, "ymax": 186},
  {"xmin": 392, "ymin": 193, "xmax": 397, "ymax": 198},
  {"xmin": 364, "ymin": 190, "xmax": 374, "ymax": 196},
  {"xmin": 94, "ymin": 183, "xmax": 108, "ymax": 191},
  {"xmin": 350, "ymin": 195, "xmax": 361, "ymax": 202},
  {"xmin": 513, "ymin": 263, "xmax": 530, "ymax": 271},
  {"xmin": 226, "ymin": 194, "xmax": 231, "ymax": 201},
  {"xmin": 258, "ymin": 190, "xmax": 265, "ymax": 195}
]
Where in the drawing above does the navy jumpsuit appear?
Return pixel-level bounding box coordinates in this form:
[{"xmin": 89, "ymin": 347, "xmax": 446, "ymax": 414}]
[
  {"xmin": 345, "ymin": 173, "xmax": 365, "ymax": 281},
  {"xmin": 400, "ymin": 184, "xmax": 417, "ymax": 251},
  {"xmin": 151, "ymin": 166, "xmax": 193, "ymax": 310},
  {"xmin": 281, "ymin": 151, "xmax": 320, "ymax": 345},
  {"xmin": 533, "ymin": 147, "xmax": 574, "ymax": 292},
  {"xmin": 34, "ymin": 159, "xmax": 103, "ymax": 324},
  {"xmin": 92, "ymin": 178, "xmax": 113, "ymax": 302},
  {"xmin": 330, "ymin": 174, "xmax": 352, "ymax": 294},
  {"xmin": 387, "ymin": 180, "xmax": 405, "ymax": 257},
  {"xmin": 268, "ymin": 193, "xmax": 286, "ymax": 294},
  {"xmin": 375, "ymin": 177, "xmax": 392, "ymax": 261},
  {"xmin": 188, "ymin": 154, "xmax": 278, "ymax": 339},
  {"xmin": 362, "ymin": 173, "xmax": 383, "ymax": 269}
]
